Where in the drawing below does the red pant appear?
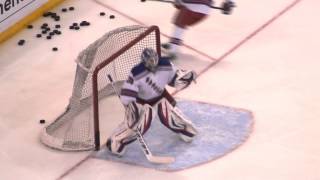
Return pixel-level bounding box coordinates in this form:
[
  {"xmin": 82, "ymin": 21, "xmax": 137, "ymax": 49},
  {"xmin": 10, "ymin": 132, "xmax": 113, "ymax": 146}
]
[{"xmin": 173, "ymin": 7, "xmax": 208, "ymax": 28}]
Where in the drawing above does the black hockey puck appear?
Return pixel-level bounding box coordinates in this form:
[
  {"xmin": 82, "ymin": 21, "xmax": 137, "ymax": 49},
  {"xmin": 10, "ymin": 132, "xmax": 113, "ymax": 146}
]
[
  {"xmin": 80, "ymin": 21, "xmax": 86, "ymax": 26},
  {"xmin": 39, "ymin": 119, "xmax": 46, "ymax": 124},
  {"xmin": 50, "ymin": 12, "xmax": 57, "ymax": 17},
  {"xmin": 36, "ymin": 34, "xmax": 42, "ymax": 38},
  {"xmin": 49, "ymin": 32, "xmax": 55, "ymax": 36},
  {"xmin": 72, "ymin": 22, "xmax": 78, "ymax": 26},
  {"xmin": 74, "ymin": 26, "xmax": 80, "ymax": 30},
  {"xmin": 69, "ymin": 25, "xmax": 75, "ymax": 30},
  {"xmin": 46, "ymin": 35, "xmax": 52, "ymax": 40},
  {"xmin": 55, "ymin": 24, "xmax": 61, "ymax": 28},
  {"xmin": 52, "ymin": 47, "xmax": 58, "ymax": 51},
  {"xmin": 53, "ymin": 29, "xmax": 60, "ymax": 35},
  {"xmin": 18, "ymin": 39, "xmax": 25, "ymax": 46},
  {"xmin": 27, "ymin": 24, "xmax": 33, "ymax": 29},
  {"xmin": 61, "ymin": 8, "xmax": 67, "ymax": 12},
  {"xmin": 80, "ymin": 21, "xmax": 90, "ymax": 26},
  {"xmin": 109, "ymin": 15, "xmax": 115, "ymax": 19},
  {"xmin": 43, "ymin": 12, "xmax": 51, "ymax": 17},
  {"xmin": 100, "ymin": 12, "xmax": 106, "ymax": 16},
  {"xmin": 69, "ymin": 6, "xmax": 75, "ymax": 11},
  {"xmin": 41, "ymin": 23, "xmax": 48, "ymax": 29}
]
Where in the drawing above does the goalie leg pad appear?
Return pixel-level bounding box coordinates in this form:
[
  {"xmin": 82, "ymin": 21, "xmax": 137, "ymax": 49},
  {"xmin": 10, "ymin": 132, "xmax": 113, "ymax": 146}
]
[
  {"xmin": 106, "ymin": 122, "xmax": 137, "ymax": 156},
  {"xmin": 106, "ymin": 104, "xmax": 154, "ymax": 156},
  {"xmin": 125, "ymin": 102, "xmax": 140, "ymax": 129},
  {"xmin": 157, "ymin": 99, "xmax": 198, "ymax": 142},
  {"xmin": 137, "ymin": 105, "xmax": 153, "ymax": 135}
]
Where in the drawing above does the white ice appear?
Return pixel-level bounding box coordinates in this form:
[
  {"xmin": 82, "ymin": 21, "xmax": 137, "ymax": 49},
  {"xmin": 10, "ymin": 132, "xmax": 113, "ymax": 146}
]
[{"xmin": 0, "ymin": 0, "xmax": 319, "ymax": 179}]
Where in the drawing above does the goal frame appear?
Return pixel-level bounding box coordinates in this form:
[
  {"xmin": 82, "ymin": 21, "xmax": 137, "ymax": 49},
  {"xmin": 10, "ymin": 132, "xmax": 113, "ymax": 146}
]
[{"xmin": 92, "ymin": 25, "xmax": 161, "ymax": 150}]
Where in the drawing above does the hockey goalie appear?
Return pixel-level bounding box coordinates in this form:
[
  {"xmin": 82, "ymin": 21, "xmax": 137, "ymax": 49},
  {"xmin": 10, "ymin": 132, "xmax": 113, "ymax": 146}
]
[{"xmin": 106, "ymin": 48, "xmax": 198, "ymax": 156}]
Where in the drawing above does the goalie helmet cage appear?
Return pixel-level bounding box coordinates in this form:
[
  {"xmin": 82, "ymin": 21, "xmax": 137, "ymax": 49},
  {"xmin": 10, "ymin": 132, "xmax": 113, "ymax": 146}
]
[{"xmin": 40, "ymin": 25, "xmax": 161, "ymax": 151}]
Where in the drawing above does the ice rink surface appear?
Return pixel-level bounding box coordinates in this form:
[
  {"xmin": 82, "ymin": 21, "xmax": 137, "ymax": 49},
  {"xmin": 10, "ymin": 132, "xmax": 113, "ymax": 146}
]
[{"xmin": 0, "ymin": 0, "xmax": 320, "ymax": 179}]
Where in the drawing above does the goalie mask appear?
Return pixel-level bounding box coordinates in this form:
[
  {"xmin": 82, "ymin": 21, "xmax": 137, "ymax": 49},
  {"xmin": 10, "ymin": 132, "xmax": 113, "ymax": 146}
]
[{"xmin": 141, "ymin": 48, "xmax": 159, "ymax": 72}]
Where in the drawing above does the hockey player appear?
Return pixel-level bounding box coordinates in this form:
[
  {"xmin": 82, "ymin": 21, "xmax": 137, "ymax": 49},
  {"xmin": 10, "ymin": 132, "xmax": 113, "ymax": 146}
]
[
  {"xmin": 106, "ymin": 48, "xmax": 198, "ymax": 156},
  {"xmin": 162, "ymin": 0, "xmax": 235, "ymax": 59}
]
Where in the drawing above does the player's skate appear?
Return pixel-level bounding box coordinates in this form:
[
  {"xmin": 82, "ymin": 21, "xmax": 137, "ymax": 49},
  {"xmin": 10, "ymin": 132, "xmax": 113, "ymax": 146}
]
[{"xmin": 161, "ymin": 43, "xmax": 177, "ymax": 60}]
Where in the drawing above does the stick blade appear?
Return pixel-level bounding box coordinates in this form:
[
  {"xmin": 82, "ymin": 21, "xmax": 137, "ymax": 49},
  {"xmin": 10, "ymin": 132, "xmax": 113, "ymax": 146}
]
[{"xmin": 147, "ymin": 155, "xmax": 175, "ymax": 164}]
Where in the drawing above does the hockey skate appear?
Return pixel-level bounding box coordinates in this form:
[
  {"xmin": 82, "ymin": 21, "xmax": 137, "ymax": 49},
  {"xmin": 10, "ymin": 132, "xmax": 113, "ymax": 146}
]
[{"xmin": 161, "ymin": 43, "xmax": 177, "ymax": 60}]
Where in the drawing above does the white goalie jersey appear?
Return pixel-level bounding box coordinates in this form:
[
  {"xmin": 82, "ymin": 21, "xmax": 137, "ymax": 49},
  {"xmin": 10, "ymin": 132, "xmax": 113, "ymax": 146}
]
[
  {"xmin": 119, "ymin": 57, "xmax": 195, "ymax": 106},
  {"xmin": 107, "ymin": 57, "xmax": 198, "ymax": 157}
]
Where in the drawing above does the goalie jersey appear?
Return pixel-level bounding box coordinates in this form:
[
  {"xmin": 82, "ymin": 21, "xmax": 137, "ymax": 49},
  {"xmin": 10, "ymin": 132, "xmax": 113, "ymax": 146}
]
[{"xmin": 120, "ymin": 57, "xmax": 176, "ymax": 106}]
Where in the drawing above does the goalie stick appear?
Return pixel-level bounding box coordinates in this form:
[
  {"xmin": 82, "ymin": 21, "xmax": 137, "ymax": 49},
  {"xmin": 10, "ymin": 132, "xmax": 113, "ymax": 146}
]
[{"xmin": 107, "ymin": 75, "xmax": 175, "ymax": 164}]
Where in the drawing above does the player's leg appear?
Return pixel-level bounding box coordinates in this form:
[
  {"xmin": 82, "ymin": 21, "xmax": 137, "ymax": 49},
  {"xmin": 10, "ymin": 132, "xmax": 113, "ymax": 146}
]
[
  {"xmin": 162, "ymin": 7, "xmax": 207, "ymax": 59},
  {"xmin": 106, "ymin": 103, "xmax": 153, "ymax": 156},
  {"xmin": 157, "ymin": 98, "xmax": 197, "ymax": 142}
]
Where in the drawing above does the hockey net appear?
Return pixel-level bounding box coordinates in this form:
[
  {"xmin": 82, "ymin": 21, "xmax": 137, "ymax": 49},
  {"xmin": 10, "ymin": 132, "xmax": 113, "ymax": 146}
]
[{"xmin": 40, "ymin": 25, "xmax": 161, "ymax": 151}]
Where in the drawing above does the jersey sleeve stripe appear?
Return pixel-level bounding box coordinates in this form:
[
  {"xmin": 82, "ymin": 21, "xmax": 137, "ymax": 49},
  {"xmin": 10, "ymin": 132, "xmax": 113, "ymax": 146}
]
[{"xmin": 120, "ymin": 89, "xmax": 138, "ymax": 98}]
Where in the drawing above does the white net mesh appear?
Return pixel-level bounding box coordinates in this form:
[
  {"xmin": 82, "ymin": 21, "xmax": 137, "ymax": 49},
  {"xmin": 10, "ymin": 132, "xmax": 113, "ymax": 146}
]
[{"xmin": 40, "ymin": 25, "xmax": 159, "ymax": 151}]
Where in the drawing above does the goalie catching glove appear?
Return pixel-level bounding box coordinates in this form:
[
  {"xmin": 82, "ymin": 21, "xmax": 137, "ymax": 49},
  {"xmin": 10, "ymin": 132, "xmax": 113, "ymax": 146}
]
[{"xmin": 169, "ymin": 69, "xmax": 197, "ymax": 90}]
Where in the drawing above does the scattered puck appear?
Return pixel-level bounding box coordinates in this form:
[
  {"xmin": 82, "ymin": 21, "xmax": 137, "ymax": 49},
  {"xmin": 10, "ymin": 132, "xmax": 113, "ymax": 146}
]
[
  {"xmin": 49, "ymin": 32, "xmax": 55, "ymax": 36},
  {"xmin": 55, "ymin": 24, "xmax": 61, "ymax": 28},
  {"xmin": 109, "ymin": 15, "xmax": 115, "ymax": 19},
  {"xmin": 46, "ymin": 35, "xmax": 52, "ymax": 40},
  {"xmin": 100, "ymin": 12, "xmax": 106, "ymax": 16},
  {"xmin": 18, "ymin": 39, "xmax": 25, "ymax": 46},
  {"xmin": 80, "ymin": 21, "xmax": 86, "ymax": 26},
  {"xmin": 41, "ymin": 23, "xmax": 48, "ymax": 29},
  {"xmin": 43, "ymin": 12, "xmax": 51, "ymax": 17},
  {"xmin": 52, "ymin": 47, "xmax": 58, "ymax": 51},
  {"xmin": 42, "ymin": 30, "xmax": 48, "ymax": 34},
  {"xmin": 69, "ymin": 26, "xmax": 75, "ymax": 30},
  {"xmin": 27, "ymin": 25, "xmax": 33, "ymax": 29},
  {"xmin": 72, "ymin": 22, "xmax": 78, "ymax": 26},
  {"xmin": 61, "ymin": 8, "xmax": 67, "ymax": 12},
  {"xmin": 69, "ymin": 6, "xmax": 75, "ymax": 11},
  {"xmin": 80, "ymin": 21, "xmax": 90, "ymax": 26},
  {"xmin": 74, "ymin": 26, "xmax": 80, "ymax": 30},
  {"xmin": 39, "ymin": 119, "xmax": 46, "ymax": 124},
  {"xmin": 53, "ymin": 29, "xmax": 61, "ymax": 35},
  {"xmin": 54, "ymin": 17, "xmax": 60, "ymax": 21},
  {"xmin": 36, "ymin": 34, "xmax": 42, "ymax": 38}
]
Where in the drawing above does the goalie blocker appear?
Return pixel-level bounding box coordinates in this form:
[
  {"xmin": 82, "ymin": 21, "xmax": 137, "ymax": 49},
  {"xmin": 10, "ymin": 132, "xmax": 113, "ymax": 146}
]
[{"xmin": 106, "ymin": 48, "xmax": 197, "ymax": 157}]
